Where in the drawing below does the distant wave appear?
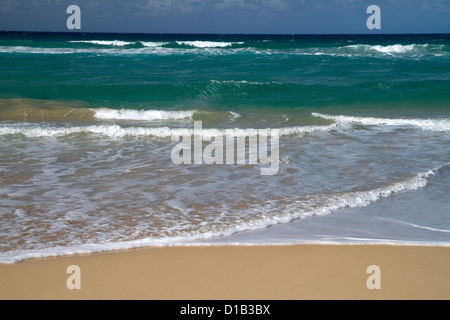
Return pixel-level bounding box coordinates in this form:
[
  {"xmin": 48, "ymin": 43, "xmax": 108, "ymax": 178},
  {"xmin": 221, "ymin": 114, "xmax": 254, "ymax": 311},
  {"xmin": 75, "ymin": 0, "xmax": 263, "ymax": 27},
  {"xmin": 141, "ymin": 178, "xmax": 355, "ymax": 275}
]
[
  {"xmin": 71, "ymin": 40, "xmax": 170, "ymax": 47},
  {"xmin": 293, "ymin": 43, "xmax": 446, "ymax": 58},
  {"xmin": 141, "ymin": 41, "xmax": 170, "ymax": 47},
  {"xmin": 70, "ymin": 40, "xmax": 136, "ymax": 46},
  {"xmin": 341, "ymin": 43, "xmax": 449, "ymax": 58},
  {"xmin": 0, "ymin": 45, "xmax": 239, "ymax": 55},
  {"xmin": 346, "ymin": 44, "xmax": 419, "ymax": 54},
  {"xmin": 175, "ymin": 41, "xmax": 244, "ymax": 48},
  {"xmin": 312, "ymin": 113, "xmax": 450, "ymax": 132},
  {"xmin": 0, "ymin": 41, "xmax": 446, "ymax": 58},
  {"xmin": 70, "ymin": 40, "xmax": 243, "ymax": 48},
  {"xmin": 0, "ymin": 46, "xmax": 77, "ymax": 54}
]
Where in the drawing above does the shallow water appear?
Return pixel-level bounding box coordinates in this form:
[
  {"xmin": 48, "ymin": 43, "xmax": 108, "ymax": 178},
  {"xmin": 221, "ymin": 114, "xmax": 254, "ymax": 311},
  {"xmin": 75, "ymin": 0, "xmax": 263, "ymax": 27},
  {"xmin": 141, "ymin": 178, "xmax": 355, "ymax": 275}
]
[{"xmin": 0, "ymin": 33, "xmax": 449, "ymax": 263}]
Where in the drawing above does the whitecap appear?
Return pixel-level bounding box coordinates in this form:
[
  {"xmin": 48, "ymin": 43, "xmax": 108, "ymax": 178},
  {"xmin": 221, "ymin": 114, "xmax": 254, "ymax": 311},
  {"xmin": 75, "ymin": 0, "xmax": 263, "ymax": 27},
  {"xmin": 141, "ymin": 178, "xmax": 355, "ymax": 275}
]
[{"xmin": 312, "ymin": 113, "xmax": 450, "ymax": 132}]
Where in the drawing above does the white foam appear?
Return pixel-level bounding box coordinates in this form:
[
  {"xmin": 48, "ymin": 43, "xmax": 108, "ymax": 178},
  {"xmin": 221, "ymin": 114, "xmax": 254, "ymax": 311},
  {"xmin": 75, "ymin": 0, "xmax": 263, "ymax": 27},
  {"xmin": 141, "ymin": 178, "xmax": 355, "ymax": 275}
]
[
  {"xmin": 0, "ymin": 46, "xmax": 81, "ymax": 54},
  {"xmin": 0, "ymin": 124, "xmax": 190, "ymax": 138},
  {"xmin": 0, "ymin": 46, "xmax": 167, "ymax": 56},
  {"xmin": 0, "ymin": 123, "xmax": 338, "ymax": 139},
  {"xmin": 346, "ymin": 44, "xmax": 421, "ymax": 54},
  {"xmin": 1, "ymin": 42, "xmax": 445, "ymax": 59},
  {"xmin": 279, "ymin": 123, "xmax": 338, "ymax": 135},
  {"xmin": 312, "ymin": 113, "xmax": 450, "ymax": 132},
  {"xmin": 0, "ymin": 45, "xmax": 244, "ymax": 56},
  {"xmin": 210, "ymin": 80, "xmax": 280, "ymax": 86},
  {"xmin": 1, "ymin": 240, "xmax": 449, "ymax": 264},
  {"xmin": 0, "ymin": 46, "xmax": 146, "ymax": 55},
  {"xmin": 373, "ymin": 44, "xmax": 416, "ymax": 54},
  {"xmin": 325, "ymin": 169, "xmax": 434, "ymax": 209},
  {"xmin": 93, "ymin": 109, "xmax": 196, "ymax": 121},
  {"xmin": 229, "ymin": 112, "xmax": 242, "ymax": 122},
  {"xmin": 2, "ymin": 113, "xmax": 445, "ymax": 139},
  {"xmin": 72, "ymin": 41, "xmax": 169, "ymax": 47},
  {"xmin": 141, "ymin": 41, "xmax": 169, "ymax": 47},
  {"xmin": 70, "ymin": 40, "xmax": 134, "ymax": 46},
  {"xmin": 208, "ymin": 163, "xmax": 446, "ymax": 240},
  {"xmin": 176, "ymin": 41, "xmax": 243, "ymax": 48}
]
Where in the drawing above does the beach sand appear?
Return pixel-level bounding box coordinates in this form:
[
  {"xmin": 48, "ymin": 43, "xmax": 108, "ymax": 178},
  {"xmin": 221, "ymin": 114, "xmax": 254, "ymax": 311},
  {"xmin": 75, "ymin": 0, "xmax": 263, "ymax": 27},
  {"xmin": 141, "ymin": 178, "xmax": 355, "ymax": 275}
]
[{"xmin": 0, "ymin": 245, "xmax": 449, "ymax": 300}]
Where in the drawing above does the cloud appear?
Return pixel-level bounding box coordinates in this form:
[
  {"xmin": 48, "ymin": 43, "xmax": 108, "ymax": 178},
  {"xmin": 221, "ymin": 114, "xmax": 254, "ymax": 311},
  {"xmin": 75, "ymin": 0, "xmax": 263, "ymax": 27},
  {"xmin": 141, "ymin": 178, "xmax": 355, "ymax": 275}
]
[
  {"xmin": 124, "ymin": 0, "xmax": 291, "ymax": 17},
  {"xmin": 0, "ymin": 0, "xmax": 19, "ymax": 12},
  {"xmin": 215, "ymin": 0, "xmax": 288, "ymax": 10},
  {"xmin": 1, "ymin": 0, "xmax": 448, "ymax": 33},
  {"xmin": 0, "ymin": 0, "xmax": 100, "ymax": 13},
  {"xmin": 423, "ymin": 0, "xmax": 450, "ymax": 12},
  {"xmin": 121, "ymin": 0, "xmax": 208, "ymax": 16}
]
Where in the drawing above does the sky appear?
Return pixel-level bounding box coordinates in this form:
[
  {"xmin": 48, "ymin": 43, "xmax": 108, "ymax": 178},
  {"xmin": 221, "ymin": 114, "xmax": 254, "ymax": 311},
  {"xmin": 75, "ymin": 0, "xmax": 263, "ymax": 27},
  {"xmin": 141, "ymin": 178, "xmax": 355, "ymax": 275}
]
[{"xmin": 0, "ymin": 0, "xmax": 449, "ymax": 34}]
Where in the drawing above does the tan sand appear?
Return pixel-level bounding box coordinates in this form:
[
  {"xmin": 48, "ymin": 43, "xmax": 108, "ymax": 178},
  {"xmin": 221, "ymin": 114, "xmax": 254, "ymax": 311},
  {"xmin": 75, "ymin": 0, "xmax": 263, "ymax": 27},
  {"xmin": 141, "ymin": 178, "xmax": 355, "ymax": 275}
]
[{"xmin": 0, "ymin": 245, "xmax": 449, "ymax": 300}]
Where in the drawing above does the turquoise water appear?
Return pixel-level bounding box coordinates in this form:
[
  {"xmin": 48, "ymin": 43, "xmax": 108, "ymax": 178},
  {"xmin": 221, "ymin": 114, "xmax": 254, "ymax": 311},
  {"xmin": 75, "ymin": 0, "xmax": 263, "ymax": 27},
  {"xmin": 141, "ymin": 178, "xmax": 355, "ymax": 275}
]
[
  {"xmin": 0, "ymin": 33, "xmax": 449, "ymax": 263},
  {"xmin": 1, "ymin": 33, "xmax": 450, "ymax": 111}
]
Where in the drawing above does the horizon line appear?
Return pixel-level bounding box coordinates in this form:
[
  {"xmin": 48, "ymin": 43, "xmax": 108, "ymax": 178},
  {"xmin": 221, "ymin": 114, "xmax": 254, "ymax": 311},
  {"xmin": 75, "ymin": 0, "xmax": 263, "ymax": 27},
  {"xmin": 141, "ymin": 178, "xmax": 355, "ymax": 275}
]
[{"xmin": 1, "ymin": 30, "xmax": 450, "ymax": 36}]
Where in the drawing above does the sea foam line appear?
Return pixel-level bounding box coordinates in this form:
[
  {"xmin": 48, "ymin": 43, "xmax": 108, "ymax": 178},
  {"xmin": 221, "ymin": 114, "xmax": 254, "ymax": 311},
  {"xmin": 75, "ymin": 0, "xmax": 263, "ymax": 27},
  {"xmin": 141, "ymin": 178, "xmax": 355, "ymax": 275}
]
[
  {"xmin": 0, "ymin": 123, "xmax": 338, "ymax": 138},
  {"xmin": 238, "ymin": 163, "xmax": 448, "ymax": 230},
  {"xmin": 1, "ymin": 239, "xmax": 449, "ymax": 264},
  {"xmin": 377, "ymin": 218, "xmax": 450, "ymax": 233}
]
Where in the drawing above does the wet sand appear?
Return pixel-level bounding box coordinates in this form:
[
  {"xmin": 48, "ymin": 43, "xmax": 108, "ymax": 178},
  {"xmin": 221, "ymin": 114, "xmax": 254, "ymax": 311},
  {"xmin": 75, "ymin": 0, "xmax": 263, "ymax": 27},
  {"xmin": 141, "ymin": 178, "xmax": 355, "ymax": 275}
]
[{"xmin": 1, "ymin": 245, "xmax": 449, "ymax": 300}]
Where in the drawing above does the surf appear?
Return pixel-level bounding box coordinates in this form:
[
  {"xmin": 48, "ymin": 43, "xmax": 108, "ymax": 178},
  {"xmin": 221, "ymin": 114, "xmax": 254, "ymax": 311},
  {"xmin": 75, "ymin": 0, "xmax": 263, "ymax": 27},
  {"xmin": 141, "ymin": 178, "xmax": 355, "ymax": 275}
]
[{"xmin": 312, "ymin": 113, "xmax": 450, "ymax": 132}]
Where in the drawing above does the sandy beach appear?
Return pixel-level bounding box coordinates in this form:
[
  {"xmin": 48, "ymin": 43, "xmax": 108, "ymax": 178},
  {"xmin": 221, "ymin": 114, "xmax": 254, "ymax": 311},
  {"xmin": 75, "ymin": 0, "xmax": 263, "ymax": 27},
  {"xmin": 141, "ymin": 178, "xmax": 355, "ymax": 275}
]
[{"xmin": 1, "ymin": 245, "xmax": 449, "ymax": 300}]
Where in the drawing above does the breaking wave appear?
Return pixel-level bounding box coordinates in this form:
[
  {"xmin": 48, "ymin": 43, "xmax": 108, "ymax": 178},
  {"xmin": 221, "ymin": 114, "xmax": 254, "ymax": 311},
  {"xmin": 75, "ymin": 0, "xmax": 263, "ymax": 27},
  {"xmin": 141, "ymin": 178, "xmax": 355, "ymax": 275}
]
[
  {"xmin": 93, "ymin": 109, "xmax": 196, "ymax": 121},
  {"xmin": 0, "ymin": 123, "xmax": 338, "ymax": 139},
  {"xmin": 312, "ymin": 113, "xmax": 450, "ymax": 132}
]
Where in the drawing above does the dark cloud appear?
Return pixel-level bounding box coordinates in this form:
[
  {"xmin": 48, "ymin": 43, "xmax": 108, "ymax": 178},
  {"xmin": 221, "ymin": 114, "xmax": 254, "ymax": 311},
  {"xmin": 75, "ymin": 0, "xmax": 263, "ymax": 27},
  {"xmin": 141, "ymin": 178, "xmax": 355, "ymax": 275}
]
[{"xmin": 0, "ymin": 0, "xmax": 448, "ymax": 33}]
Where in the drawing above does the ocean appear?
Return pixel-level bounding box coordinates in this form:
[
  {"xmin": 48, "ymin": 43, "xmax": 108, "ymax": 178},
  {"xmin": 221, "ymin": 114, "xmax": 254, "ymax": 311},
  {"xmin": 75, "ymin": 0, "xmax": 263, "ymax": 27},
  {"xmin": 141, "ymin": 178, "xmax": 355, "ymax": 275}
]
[{"xmin": 0, "ymin": 32, "xmax": 449, "ymax": 263}]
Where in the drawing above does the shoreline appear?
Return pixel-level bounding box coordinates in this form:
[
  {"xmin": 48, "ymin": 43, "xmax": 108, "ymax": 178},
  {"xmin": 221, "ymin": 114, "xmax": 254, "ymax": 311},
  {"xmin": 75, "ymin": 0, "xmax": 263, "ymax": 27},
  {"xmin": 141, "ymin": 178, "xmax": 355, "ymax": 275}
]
[
  {"xmin": 1, "ymin": 244, "xmax": 449, "ymax": 300},
  {"xmin": 1, "ymin": 241, "xmax": 450, "ymax": 265}
]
